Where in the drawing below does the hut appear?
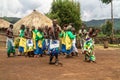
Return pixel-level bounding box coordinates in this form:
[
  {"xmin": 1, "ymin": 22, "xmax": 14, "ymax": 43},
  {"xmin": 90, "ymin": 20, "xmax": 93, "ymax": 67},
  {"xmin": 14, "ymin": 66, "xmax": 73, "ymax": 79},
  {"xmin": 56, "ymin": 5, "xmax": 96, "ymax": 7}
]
[
  {"xmin": 13, "ymin": 10, "xmax": 53, "ymax": 34},
  {"xmin": 0, "ymin": 18, "xmax": 11, "ymax": 33}
]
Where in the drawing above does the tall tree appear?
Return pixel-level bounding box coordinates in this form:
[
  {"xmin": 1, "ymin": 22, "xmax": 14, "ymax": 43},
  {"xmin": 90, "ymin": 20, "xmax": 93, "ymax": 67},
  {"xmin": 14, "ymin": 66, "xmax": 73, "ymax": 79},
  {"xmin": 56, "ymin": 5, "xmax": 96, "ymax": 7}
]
[
  {"xmin": 101, "ymin": 0, "xmax": 114, "ymax": 38},
  {"xmin": 46, "ymin": 0, "xmax": 82, "ymax": 30},
  {"xmin": 102, "ymin": 20, "xmax": 112, "ymax": 37}
]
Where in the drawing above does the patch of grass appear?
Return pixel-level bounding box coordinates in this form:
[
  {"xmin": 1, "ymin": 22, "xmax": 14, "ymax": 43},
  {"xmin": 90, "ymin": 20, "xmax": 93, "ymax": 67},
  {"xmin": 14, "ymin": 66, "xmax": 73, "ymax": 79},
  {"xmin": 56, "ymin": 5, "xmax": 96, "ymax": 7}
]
[{"xmin": 95, "ymin": 44, "xmax": 120, "ymax": 48}]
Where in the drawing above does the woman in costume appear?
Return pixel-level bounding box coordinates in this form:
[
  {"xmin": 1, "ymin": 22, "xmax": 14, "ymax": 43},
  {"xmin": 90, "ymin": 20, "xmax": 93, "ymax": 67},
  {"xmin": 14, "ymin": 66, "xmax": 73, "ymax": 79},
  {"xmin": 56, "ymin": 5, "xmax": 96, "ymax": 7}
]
[
  {"xmin": 59, "ymin": 25, "xmax": 67, "ymax": 54},
  {"xmin": 18, "ymin": 25, "xmax": 26, "ymax": 56},
  {"xmin": 65, "ymin": 24, "xmax": 75, "ymax": 57},
  {"xmin": 83, "ymin": 28, "xmax": 98, "ymax": 62}
]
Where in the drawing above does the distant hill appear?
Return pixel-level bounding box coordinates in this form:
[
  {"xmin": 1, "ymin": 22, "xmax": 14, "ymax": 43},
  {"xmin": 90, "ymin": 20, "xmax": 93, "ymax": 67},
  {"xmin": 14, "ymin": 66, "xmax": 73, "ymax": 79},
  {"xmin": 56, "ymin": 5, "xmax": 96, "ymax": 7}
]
[
  {"xmin": 84, "ymin": 18, "xmax": 120, "ymax": 30},
  {"xmin": 1, "ymin": 16, "xmax": 20, "ymax": 24},
  {"xmin": 1, "ymin": 17, "xmax": 120, "ymax": 30}
]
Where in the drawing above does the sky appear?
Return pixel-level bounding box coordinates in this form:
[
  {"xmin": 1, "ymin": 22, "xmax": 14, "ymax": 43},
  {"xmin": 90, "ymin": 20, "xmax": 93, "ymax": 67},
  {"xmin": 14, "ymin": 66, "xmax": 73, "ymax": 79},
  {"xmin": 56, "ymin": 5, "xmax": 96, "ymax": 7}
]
[{"xmin": 0, "ymin": 0, "xmax": 120, "ymax": 21}]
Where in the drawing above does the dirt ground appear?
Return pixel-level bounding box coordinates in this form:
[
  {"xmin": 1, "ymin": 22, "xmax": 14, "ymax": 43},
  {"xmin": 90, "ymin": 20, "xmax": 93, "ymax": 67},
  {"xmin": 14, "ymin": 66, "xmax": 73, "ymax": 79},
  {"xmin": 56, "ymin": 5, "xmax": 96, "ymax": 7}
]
[{"xmin": 0, "ymin": 47, "xmax": 120, "ymax": 80}]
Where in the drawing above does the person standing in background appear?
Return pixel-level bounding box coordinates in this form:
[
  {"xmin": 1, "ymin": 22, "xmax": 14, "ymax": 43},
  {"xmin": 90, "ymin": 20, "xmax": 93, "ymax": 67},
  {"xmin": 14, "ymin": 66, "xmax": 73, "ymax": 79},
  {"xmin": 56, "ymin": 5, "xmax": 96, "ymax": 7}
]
[
  {"xmin": 71, "ymin": 27, "xmax": 79, "ymax": 56},
  {"xmin": 79, "ymin": 25, "xmax": 87, "ymax": 54}
]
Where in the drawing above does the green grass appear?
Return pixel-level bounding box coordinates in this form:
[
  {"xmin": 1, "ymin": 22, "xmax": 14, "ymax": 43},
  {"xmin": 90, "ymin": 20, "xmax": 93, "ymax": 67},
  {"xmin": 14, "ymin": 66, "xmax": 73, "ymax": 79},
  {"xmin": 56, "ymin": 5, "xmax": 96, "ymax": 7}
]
[
  {"xmin": 97, "ymin": 33, "xmax": 120, "ymax": 38},
  {"xmin": 96, "ymin": 44, "xmax": 120, "ymax": 48}
]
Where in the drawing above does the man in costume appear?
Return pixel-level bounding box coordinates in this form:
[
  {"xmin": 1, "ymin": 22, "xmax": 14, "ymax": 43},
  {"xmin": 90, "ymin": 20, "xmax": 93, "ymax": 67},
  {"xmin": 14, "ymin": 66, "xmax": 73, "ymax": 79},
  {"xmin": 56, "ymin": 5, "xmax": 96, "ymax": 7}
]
[
  {"xmin": 34, "ymin": 27, "xmax": 44, "ymax": 58},
  {"xmin": 24, "ymin": 27, "xmax": 34, "ymax": 57},
  {"xmin": 6, "ymin": 24, "xmax": 15, "ymax": 57},
  {"xmin": 49, "ymin": 19, "xmax": 61, "ymax": 65},
  {"xmin": 18, "ymin": 25, "xmax": 26, "ymax": 56}
]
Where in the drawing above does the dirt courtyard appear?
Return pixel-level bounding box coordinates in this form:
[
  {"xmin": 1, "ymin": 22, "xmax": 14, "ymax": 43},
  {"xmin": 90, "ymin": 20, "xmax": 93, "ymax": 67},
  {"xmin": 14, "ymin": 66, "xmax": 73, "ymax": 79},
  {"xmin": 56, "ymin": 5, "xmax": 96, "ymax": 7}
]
[{"xmin": 0, "ymin": 47, "xmax": 120, "ymax": 80}]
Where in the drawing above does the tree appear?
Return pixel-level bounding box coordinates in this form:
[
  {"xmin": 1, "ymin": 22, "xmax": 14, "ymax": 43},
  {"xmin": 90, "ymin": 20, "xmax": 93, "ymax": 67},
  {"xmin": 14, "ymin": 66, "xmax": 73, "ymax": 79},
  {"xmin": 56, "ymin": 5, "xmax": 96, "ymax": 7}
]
[
  {"xmin": 46, "ymin": 0, "xmax": 82, "ymax": 30},
  {"xmin": 101, "ymin": 0, "xmax": 114, "ymax": 38},
  {"xmin": 102, "ymin": 20, "xmax": 112, "ymax": 37}
]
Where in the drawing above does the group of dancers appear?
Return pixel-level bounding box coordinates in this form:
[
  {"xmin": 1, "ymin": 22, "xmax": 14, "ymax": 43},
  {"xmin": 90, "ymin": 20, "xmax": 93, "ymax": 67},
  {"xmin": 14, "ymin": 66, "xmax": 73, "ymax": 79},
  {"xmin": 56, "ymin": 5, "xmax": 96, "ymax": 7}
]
[{"xmin": 6, "ymin": 19, "xmax": 99, "ymax": 65}]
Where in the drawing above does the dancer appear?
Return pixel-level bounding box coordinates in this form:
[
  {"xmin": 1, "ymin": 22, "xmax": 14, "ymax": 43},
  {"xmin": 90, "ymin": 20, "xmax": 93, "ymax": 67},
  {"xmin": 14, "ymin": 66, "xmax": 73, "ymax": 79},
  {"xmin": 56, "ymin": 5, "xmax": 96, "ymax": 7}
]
[
  {"xmin": 34, "ymin": 27, "xmax": 43, "ymax": 58},
  {"xmin": 49, "ymin": 19, "xmax": 62, "ymax": 66},
  {"xmin": 24, "ymin": 27, "xmax": 34, "ymax": 57},
  {"xmin": 71, "ymin": 27, "xmax": 79, "ymax": 56},
  {"xmin": 6, "ymin": 24, "xmax": 15, "ymax": 57},
  {"xmin": 31, "ymin": 26, "xmax": 38, "ymax": 53},
  {"xmin": 79, "ymin": 25, "xmax": 87, "ymax": 54},
  {"xmin": 59, "ymin": 24, "xmax": 67, "ymax": 54},
  {"xmin": 83, "ymin": 28, "xmax": 98, "ymax": 63},
  {"xmin": 65, "ymin": 24, "xmax": 75, "ymax": 57},
  {"xmin": 43, "ymin": 26, "xmax": 49, "ymax": 51},
  {"xmin": 18, "ymin": 25, "xmax": 26, "ymax": 56}
]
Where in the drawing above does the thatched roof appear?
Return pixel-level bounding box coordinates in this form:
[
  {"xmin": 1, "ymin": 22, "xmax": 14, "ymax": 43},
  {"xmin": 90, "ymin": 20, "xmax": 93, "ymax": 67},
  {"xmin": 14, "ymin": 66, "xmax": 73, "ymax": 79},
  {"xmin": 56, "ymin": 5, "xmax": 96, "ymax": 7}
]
[
  {"xmin": 0, "ymin": 18, "xmax": 11, "ymax": 28},
  {"xmin": 13, "ymin": 10, "xmax": 53, "ymax": 34}
]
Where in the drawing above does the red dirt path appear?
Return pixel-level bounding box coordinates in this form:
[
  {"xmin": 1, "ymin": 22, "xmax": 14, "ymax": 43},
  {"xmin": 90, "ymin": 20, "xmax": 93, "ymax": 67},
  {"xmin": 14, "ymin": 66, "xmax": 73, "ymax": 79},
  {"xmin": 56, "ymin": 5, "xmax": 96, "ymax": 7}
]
[{"xmin": 0, "ymin": 48, "xmax": 120, "ymax": 80}]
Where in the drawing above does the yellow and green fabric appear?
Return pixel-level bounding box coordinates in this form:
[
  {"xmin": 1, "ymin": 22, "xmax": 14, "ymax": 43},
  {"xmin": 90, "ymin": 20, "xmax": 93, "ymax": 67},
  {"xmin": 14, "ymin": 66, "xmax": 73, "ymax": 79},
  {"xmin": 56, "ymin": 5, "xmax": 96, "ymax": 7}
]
[
  {"xmin": 59, "ymin": 30, "xmax": 66, "ymax": 53},
  {"xmin": 65, "ymin": 31, "xmax": 75, "ymax": 54},
  {"xmin": 34, "ymin": 31, "xmax": 43, "ymax": 55},
  {"xmin": 18, "ymin": 29, "xmax": 27, "ymax": 53},
  {"xmin": 83, "ymin": 37, "xmax": 95, "ymax": 61}
]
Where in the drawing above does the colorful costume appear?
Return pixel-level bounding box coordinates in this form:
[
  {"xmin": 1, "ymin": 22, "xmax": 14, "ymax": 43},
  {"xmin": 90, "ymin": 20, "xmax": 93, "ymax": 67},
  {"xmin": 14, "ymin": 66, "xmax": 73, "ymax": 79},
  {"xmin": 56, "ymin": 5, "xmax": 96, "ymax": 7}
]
[
  {"xmin": 7, "ymin": 37, "xmax": 15, "ymax": 56},
  {"xmin": 32, "ymin": 29, "xmax": 38, "ymax": 50},
  {"xmin": 19, "ymin": 29, "xmax": 27, "ymax": 53},
  {"xmin": 65, "ymin": 31, "xmax": 75, "ymax": 54},
  {"xmin": 59, "ymin": 30, "xmax": 66, "ymax": 53},
  {"xmin": 72, "ymin": 34, "xmax": 78, "ymax": 53},
  {"xmin": 34, "ymin": 31, "xmax": 43, "ymax": 55},
  {"xmin": 79, "ymin": 29, "xmax": 87, "ymax": 53},
  {"xmin": 83, "ymin": 35, "xmax": 95, "ymax": 61}
]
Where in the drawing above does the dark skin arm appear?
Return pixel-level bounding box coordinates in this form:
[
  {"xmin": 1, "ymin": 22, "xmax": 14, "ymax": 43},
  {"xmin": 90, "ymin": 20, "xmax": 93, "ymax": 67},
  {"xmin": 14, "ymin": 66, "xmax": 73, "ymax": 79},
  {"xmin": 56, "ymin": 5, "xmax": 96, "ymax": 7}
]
[{"xmin": 90, "ymin": 30, "xmax": 99, "ymax": 38}]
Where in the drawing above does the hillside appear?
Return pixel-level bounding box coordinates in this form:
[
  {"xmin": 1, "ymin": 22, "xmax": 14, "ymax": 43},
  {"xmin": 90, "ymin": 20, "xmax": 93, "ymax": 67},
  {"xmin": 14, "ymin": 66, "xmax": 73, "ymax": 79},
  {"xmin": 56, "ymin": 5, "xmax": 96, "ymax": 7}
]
[
  {"xmin": 84, "ymin": 18, "xmax": 120, "ymax": 30},
  {"xmin": 1, "ymin": 17, "xmax": 20, "ymax": 24},
  {"xmin": 1, "ymin": 17, "xmax": 120, "ymax": 30}
]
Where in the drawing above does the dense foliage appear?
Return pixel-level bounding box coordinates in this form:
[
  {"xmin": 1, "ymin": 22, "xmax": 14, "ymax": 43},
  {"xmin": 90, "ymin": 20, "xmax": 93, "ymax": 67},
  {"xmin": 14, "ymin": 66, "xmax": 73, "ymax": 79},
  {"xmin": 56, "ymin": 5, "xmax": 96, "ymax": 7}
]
[
  {"xmin": 102, "ymin": 20, "xmax": 112, "ymax": 37},
  {"xmin": 101, "ymin": 0, "xmax": 112, "ymax": 4},
  {"xmin": 46, "ymin": 0, "xmax": 82, "ymax": 30}
]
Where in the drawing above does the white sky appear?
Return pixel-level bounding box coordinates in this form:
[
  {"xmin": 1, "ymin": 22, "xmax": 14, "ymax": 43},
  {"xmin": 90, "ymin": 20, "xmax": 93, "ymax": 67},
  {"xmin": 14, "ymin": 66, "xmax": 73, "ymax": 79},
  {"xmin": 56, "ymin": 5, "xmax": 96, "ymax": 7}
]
[{"xmin": 0, "ymin": 0, "xmax": 120, "ymax": 21}]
